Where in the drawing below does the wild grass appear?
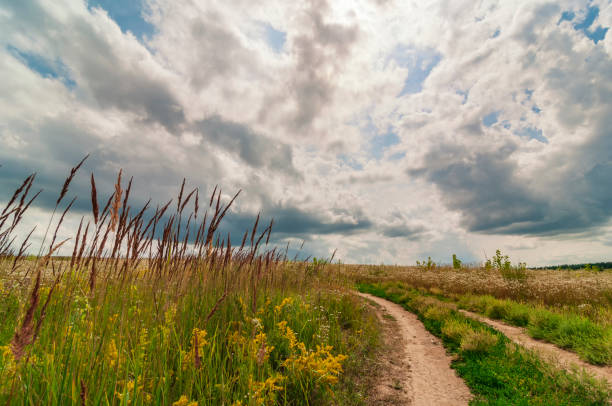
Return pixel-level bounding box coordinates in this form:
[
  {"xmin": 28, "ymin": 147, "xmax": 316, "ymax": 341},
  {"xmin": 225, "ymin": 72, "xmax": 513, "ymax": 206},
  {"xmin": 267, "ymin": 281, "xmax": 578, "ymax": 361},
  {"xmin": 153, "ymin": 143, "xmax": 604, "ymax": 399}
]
[
  {"xmin": 339, "ymin": 263, "xmax": 612, "ymax": 324},
  {"xmin": 455, "ymin": 294, "xmax": 612, "ymax": 365},
  {"xmin": 358, "ymin": 282, "xmax": 611, "ymax": 405},
  {"xmin": 0, "ymin": 161, "xmax": 379, "ymax": 405}
]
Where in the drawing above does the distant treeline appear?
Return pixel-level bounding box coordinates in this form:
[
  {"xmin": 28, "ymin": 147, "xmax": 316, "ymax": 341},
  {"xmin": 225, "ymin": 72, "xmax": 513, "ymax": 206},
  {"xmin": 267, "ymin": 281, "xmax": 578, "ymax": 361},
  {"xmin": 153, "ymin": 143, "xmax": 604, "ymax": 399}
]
[{"xmin": 534, "ymin": 262, "xmax": 612, "ymax": 270}]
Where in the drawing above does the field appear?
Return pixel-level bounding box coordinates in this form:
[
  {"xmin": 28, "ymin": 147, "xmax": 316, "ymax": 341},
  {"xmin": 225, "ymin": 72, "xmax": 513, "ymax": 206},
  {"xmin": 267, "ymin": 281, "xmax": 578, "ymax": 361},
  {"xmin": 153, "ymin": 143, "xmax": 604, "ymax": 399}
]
[{"xmin": 1, "ymin": 166, "xmax": 611, "ymax": 405}]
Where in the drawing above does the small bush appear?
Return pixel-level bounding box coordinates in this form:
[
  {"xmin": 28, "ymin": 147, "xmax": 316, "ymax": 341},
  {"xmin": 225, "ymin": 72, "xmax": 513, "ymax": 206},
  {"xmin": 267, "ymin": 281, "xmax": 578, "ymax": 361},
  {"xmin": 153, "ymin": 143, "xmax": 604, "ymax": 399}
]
[
  {"xmin": 424, "ymin": 305, "xmax": 452, "ymax": 322},
  {"xmin": 411, "ymin": 296, "xmax": 439, "ymax": 314},
  {"xmin": 506, "ymin": 305, "xmax": 530, "ymax": 327},
  {"xmin": 459, "ymin": 329, "xmax": 499, "ymax": 353},
  {"xmin": 452, "ymin": 254, "xmax": 462, "ymax": 269},
  {"xmin": 583, "ymin": 336, "xmax": 612, "ymax": 365},
  {"xmin": 441, "ymin": 319, "xmax": 472, "ymax": 343},
  {"xmin": 486, "ymin": 303, "xmax": 508, "ymax": 320},
  {"xmin": 528, "ymin": 310, "xmax": 563, "ymax": 339}
]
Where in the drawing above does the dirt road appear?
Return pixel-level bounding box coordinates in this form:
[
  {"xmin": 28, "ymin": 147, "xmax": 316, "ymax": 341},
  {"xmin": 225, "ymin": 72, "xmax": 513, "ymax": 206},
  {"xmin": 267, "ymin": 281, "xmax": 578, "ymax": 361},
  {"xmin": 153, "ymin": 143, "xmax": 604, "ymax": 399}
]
[{"xmin": 358, "ymin": 293, "xmax": 472, "ymax": 406}]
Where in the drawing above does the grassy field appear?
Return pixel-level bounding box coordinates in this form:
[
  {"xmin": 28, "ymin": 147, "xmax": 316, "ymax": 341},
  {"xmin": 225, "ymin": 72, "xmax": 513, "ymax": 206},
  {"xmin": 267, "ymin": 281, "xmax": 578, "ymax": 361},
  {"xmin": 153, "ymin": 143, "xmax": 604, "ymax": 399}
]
[
  {"xmin": 1, "ymin": 164, "xmax": 611, "ymax": 404},
  {"xmin": 0, "ymin": 167, "xmax": 379, "ymax": 405}
]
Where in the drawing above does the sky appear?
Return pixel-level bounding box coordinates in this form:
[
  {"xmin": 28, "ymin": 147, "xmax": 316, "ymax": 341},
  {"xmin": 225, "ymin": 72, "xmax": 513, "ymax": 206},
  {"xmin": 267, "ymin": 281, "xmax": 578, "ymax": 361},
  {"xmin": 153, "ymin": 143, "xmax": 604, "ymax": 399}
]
[{"xmin": 0, "ymin": 0, "xmax": 611, "ymax": 266}]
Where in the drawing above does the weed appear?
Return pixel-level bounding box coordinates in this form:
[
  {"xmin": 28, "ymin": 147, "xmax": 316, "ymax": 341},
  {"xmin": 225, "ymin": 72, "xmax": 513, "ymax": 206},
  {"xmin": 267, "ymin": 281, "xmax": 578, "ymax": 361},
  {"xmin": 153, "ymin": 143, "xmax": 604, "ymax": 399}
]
[{"xmin": 459, "ymin": 329, "xmax": 498, "ymax": 354}]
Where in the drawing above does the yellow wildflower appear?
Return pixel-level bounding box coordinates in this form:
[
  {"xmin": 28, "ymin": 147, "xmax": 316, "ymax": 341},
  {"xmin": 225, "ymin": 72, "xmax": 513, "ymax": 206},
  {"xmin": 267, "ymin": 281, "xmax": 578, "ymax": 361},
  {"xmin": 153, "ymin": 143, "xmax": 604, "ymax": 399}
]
[
  {"xmin": 248, "ymin": 374, "xmax": 285, "ymax": 405},
  {"xmin": 253, "ymin": 331, "xmax": 274, "ymax": 366},
  {"xmin": 228, "ymin": 330, "xmax": 247, "ymax": 347},
  {"xmin": 277, "ymin": 321, "xmax": 297, "ymax": 349},
  {"xmin": 107, "ymin": 339, "xmax": 119, "ymax": 367},
  {"xmin": 0, "ymin": 345, "xmax": 16, "ymax": 375},
  {"xmin": 172, "ymin": 395, "xmax": 198, "ymax": 406},
  {"xmin": 183, "ymin": 328, "xmax": 208, "ymax": 370},
  {"xmin": 274, "ymin": 297, "xmax": 294, "ymax": 314},
  {"xmin": 282, "ymin": 344, "xmax": 347, "ymax": 386}
]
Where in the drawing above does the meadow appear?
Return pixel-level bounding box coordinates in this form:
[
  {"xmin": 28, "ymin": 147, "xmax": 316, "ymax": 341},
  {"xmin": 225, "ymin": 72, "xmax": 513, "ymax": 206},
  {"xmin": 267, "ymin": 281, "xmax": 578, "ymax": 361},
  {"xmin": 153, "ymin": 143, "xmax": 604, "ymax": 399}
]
[
  {"xmin": 1, "ymin": 161, "xmax": 611, "ymax": 405},
  {"xmin": 0, "ymin": 163, "xmax": 379, "ymax": 405}
]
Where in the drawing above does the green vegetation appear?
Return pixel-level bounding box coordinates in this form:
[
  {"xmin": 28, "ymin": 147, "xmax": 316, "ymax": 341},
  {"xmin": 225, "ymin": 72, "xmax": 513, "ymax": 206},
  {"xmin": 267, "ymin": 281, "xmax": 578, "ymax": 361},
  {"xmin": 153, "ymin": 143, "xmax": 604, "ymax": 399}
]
[
  {"xmin": 0, "ymin": 165, "xmax": 379, "ymax": 405},
  {"xmin": 535, "ymin": 262, "xmax": 612, "ymax": 271},
  {"xmin": 358, "ymin": 282, "xmax": 611, "ymax": 405},
  {"xmin": 1, "ymin": 161, "xmax": 611, "ymax": 405},
  {"xmin": 452, "ymin": 254, "xmax": 462, "ymax": 270},
  {"xmin": 484, "ymin": 249, "xmax": 527, "ymax": 281},
  {"xmin": 455, "ymin": 294, "xmax": 612, "ymax": 365},
  {"xmin": 416, "ymin": 256, "xmax": 436, "ymax": 270}
]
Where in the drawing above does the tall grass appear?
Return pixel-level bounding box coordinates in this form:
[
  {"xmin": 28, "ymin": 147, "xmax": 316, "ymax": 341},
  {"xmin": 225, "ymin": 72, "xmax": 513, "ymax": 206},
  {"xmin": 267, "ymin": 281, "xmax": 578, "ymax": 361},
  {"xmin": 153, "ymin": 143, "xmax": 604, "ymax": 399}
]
[{"xmin": 0, "ymin": 162, "xmax": 378, "ymax": 405}]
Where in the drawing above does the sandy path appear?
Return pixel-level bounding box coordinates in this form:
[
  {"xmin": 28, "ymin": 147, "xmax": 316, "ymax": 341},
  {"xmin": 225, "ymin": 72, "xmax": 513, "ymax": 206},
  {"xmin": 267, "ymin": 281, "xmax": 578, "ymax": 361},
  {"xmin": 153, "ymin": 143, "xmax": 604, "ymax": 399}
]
[
  {"xmin": 459, "ymin": 309, "xmax": 612, "ymax": 388},
  {"xmin": 358, "ymin": 293, "xmax": 472, "ymax": 406}
]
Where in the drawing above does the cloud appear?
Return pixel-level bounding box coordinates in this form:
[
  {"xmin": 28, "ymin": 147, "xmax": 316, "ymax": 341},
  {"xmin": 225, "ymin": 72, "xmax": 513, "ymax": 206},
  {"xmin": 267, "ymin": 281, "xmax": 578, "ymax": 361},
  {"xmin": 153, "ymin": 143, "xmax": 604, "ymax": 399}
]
[
  {"xmin": 380, "ymin": 224, "xmax": 426, "ymax": 240},
  {"xmin": 408, "ymin": 142, "xmax": 549, "ymax": 234},
  {"xmin": 1, "ymin": 0, "xmax": 612, "ymax": 266},
  {"xmin": 287, "ymin": 0, "xmax": 359, "ymax": 133},
  {"xmin": 193, "ymin": 115, "xmax": 300, "ymax": 177}
]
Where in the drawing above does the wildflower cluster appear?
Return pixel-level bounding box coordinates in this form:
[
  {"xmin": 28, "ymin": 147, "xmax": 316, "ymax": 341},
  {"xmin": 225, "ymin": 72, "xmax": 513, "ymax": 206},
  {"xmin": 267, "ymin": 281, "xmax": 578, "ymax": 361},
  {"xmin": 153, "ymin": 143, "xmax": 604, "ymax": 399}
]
[{"xmin": 277, "ymin": 320, "xmax": 347, "ymax": 386}]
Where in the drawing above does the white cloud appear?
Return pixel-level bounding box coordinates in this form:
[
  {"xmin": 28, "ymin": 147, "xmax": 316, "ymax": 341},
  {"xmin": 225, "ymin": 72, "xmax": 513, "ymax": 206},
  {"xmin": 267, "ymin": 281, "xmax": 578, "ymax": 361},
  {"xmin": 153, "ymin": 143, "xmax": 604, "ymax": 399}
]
[{"xmin": 0, "ymin": 0, "xmax": 610, "ymax": 266}]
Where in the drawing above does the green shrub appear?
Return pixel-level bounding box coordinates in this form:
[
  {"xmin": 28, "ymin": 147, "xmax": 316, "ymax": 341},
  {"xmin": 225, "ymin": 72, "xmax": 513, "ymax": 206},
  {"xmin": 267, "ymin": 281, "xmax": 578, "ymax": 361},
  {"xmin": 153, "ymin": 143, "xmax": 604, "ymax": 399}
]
[
  {"xmin": 506, "ymin": 304, "xmax": 530, "ymax": 327},
  {"xmin": 486, "ymin": 303, "xmax": 508, "ymax": 320},
  {"xmin": 452, "ymin": 254, "xmax": 462, "ymax": 269},
  {"xmin": 424, "ymin": 305, "xmax": 452, "ymax": 322},
  {"xmin": 441, "ymin": 319, "xmax": 471, "ymax": 343},
  {"xmin": 528, "ymin": 310, "xmax": 563, "ymax": 339},
  {"xmin": 459, "ymin": 329, "xmax": 499, "ymax": 353}
]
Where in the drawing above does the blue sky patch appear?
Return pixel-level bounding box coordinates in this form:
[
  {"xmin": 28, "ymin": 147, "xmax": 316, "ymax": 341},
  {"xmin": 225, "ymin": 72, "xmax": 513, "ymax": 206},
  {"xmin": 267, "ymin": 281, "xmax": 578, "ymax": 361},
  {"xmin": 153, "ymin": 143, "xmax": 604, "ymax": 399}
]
[
  {"xmin": 388, "ymin": 45, "xmax": 442, "ymax": 96},
  {"xmin": 532, "ymin": 105, "xmax": 541, "ymax": 114},
  {"xmin": 559, "ymin": 6, "xmax": 608, "ymax": 44},
  {"xmin": 559, "ymin": 10, "xmax": 575, "ymax": 24},
  {"xmin": 516, "ymin": 126, "xmax": 548, "ymax": 143},
  {"xmin": 263, "ymin": 23, "xmax": 286, "ymax": 53},
  {"xmin": 492, "ymin": 29, "xmax": 501, "ymax": 38},
  {"xmin": 370, "ymin": 130, "xmax": 400, "ymax": 160},
  {"xmin": 389, "ymin": 151, "xmax": 406, "ymax": 161},
  {"xmin": 88, "ymin": 0, "xmax": 155, "ymax": 39},
  {"xmin": 502, "ymin": 120, "xmax": 511, "ymax": 129},
  {"xmin": 358, "ymin": 115, "xmax": 401, "ymax": 160},
  {"xmin": 483, "ymin": 111, "xmax": 501, "ymax": 127},
  {"xmin": 7, "ymin": 45, "xmax": 76, "ymax": 89},
  {"xmin": 456, "ymin": 89, "xmax": 469, "ymax": 104},
  {"xmin": 338, "ymin": 154, "xmax": 364, "ymax": 170}
]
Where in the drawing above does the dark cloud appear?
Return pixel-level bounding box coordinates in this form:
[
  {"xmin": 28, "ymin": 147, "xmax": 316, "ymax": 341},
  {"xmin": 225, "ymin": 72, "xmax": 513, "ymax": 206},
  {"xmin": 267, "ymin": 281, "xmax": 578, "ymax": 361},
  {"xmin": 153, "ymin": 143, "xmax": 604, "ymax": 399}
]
[
  {"xmin": 380, "ymin": 224, "xmax": 425, "ymax": 239},
  {"xmin": 0, "ymin": 115, "xmax": 218, "ymax": 218},
  {"xmin": 517, "ymin": 3, "xmax": 560, "ymax": 44},
  {"xmin": 68, "ymin": 20, "xmax": 185, "ymax": 132},
  {"xmin": 261, "ymin": 205, "xmax": 373, "ymax": 237},
  {"xmin": 407, "ymin": 143, "xmax": 550, "ymax": 234},
  {"xmin": 286, "ymin": 0, "xmax": 359, "ymax": 132},
  {"xmin": 460, "ymin": 118, "xmax": 483, "ymax": 136},
  {"xmin": 3, "ymin": 1, "xmax": 185, "ymax": 132},
  {"xmin": 194, "ymin": 116, "xmax": 301, "ymax": 177},
  {"xmin": 410, "ymin": 114, "xmax": 612, "ymax": 236}
]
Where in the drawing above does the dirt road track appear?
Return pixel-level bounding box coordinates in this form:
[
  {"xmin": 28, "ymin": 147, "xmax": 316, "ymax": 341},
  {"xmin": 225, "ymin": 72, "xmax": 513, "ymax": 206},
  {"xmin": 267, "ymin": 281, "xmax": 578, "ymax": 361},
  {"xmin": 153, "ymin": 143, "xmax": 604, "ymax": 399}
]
[
  {"xmin": 459, "ymin": 309, "xmax": 612, "ymax": 388},
  {"xmin": 358, "ymin": 293, "xmax": 472, "ymax": 406}
]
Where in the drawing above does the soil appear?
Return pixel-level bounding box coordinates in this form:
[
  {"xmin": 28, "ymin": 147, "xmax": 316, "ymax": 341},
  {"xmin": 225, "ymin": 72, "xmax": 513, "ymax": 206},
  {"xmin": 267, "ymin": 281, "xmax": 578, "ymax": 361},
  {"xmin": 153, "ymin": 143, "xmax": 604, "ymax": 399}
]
[{"xmin": 358, "ymin": 293, "xmax": 472, "ymax": 405}]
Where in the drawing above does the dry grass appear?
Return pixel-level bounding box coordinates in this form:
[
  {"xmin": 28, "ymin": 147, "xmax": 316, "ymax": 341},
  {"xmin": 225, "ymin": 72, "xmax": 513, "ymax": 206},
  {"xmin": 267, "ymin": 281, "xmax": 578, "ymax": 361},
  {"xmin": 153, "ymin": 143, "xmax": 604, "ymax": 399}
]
[{"xmin": 340, "ymin": 264, "xmax": 612, "ymax": 309}]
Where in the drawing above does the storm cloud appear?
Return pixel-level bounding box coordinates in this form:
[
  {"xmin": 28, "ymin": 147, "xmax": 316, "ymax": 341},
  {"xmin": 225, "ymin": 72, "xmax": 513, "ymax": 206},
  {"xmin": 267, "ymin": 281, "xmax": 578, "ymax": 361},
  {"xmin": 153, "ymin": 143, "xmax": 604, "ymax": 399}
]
[{"xmin": 1, "ymin": 0, "xmax": 611, "ymax": 266}]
